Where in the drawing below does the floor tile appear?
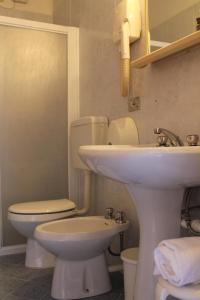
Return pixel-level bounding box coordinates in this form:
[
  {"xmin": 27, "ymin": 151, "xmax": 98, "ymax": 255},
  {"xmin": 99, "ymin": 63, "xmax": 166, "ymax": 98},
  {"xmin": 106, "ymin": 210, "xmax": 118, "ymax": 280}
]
[
  {"xmin": 0, "ymin": 254, "xmax": 180, "ymax": 300},
  {"xmin": 84, "ymin": 291, "xmax": 121, "ymax": 300},
  {"xmin": 0, "ymin": 263, "xmax": 53, "ymax": 281},
  {"xmin": 0, "ymin": 253, "xmax": 124, "ymax": 300},
  {"xmin": 0, "ymin": 253, "xmax": 25, "ymax": 265},
  {"xmin": 116, "ymin": 293, "xmax": 124, "ymax": 300},
  {"xmin": 110, "ymin": 272, "xmax": 124, "ymax": 291},
  {"xmin": 2, "ymin": 294, "xmax": 35, "ymax": 300},
  {"xmin": 12, "ymin": 273, "xmax": 53, "ymax": 300},
  {"xmin": 0, "ymin": 276, "xmax": 25, "ymax": 299}
]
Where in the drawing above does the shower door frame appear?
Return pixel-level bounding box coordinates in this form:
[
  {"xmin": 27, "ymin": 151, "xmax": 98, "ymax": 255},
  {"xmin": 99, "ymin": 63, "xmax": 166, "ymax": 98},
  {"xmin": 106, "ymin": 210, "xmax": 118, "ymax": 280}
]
[{"xmin": 0, "ymin": 16, "xmax": 80, "ymax": 251}]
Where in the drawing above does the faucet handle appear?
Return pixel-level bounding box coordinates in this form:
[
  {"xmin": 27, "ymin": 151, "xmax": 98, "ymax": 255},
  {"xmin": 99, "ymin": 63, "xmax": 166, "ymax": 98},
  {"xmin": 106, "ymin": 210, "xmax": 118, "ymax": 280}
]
[
  {"xmin": 186, "ymin": 135, "xmax": 199, "ymax": 146},
  {"xmin": 157, "ymin": 135, "xmax": 169, "ymax": 147},
  {"xmin": 115, "ymin": 210, "xmax": 126, "ymax": 224},
  {"xmin": 105, "ymin": 207, "xmax": 114, "ymax": 219}
]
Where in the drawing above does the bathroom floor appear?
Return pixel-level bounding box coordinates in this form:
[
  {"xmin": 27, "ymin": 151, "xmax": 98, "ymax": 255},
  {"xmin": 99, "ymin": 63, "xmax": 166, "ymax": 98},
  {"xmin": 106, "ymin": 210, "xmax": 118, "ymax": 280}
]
[{"xmin": 0, "ymin": 253, "xmax": 125, "ymax": 300}]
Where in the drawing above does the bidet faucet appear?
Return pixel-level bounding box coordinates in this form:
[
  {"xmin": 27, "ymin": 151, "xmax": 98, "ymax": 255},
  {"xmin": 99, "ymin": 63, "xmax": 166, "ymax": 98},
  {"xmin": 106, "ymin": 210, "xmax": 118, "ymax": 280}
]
[
  {"xmin": 105, "ymin": 207, "xmax": 114, "ymax": 219},
  {"xmin": 115, "ymin": 211, "xmax": 126, "ymax": 224},
  {"xmin": 154, "ymin": 128, "xmax": 184, "ymax": 147}
]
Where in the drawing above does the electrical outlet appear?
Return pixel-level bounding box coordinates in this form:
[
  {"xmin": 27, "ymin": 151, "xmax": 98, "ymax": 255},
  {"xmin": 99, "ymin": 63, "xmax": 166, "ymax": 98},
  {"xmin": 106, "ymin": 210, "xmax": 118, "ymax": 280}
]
[{"xmin": 128, "ymin": 96, "xmax": 141, "ymax": 112}]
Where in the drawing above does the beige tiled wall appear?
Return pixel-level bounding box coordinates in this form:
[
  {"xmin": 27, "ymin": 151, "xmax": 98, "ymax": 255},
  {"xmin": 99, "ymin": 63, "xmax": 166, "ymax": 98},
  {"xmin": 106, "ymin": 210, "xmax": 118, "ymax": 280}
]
[
  {"xmin": 61, "ymin": 0, "xmax": 200, "ymax": 156},
  {"xmin": 53, "ymin": 0, "xmax": 200, "ymax": 257},
  {"xmin": 2, "ymin": 0, "xmax": 199, "ymax": 250},
  {"xmin": 150, "ymin": 2, "xmax": 200, "ymax": 43},
  {"xmin": 53, "ymin": 0, "xmax": 69, "ymax": 25},
  {"xmin": 0, "ymin": 0, "xmax": 53, "ymax": 23},
  {"xmin": 54, "ymin": 1, "xmax": 140, "ymax": 259}
]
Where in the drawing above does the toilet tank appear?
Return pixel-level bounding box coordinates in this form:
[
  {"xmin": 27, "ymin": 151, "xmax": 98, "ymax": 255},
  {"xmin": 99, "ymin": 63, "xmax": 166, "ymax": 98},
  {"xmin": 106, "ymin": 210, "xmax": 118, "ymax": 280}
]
[
  {"xmin": 71, "ymin": 116, "xmax": 108, "ymax": 170},
  {"xmin": 107, "ymin": 117, "xmax": 139, "ymax": 145}
]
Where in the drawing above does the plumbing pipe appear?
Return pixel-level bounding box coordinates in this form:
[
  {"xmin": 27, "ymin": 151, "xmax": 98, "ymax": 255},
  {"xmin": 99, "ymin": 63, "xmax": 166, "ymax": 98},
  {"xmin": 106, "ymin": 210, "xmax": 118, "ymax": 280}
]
[
  {"xmin": 181, "ymin": 219, "xmax": 200, "ymax": 233},
  {"xmin": 76, "ymin": 169, "xmax": 91, "ymax": 216},
  {"xmin": 108, "ymin": 232, "xmax": 125, "ymax": 256},
  {"xmin": 181, "ymin": 188, "xmax": 200, "ymax": 235},
  {"xmin": 108, "ymin": 264, "xmax": 123, "ymax": 273}
]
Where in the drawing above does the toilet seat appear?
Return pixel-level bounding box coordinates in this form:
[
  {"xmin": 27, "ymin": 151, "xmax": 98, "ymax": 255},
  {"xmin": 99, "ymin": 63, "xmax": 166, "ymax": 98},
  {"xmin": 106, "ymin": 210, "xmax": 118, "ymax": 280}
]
[
  {"xmin": 8, "ymin": 199, "xmax": 77, "ymax": 222},
  {"xmin": 8, "ymin": 199, "xmax": 76, "ymax": 214}
]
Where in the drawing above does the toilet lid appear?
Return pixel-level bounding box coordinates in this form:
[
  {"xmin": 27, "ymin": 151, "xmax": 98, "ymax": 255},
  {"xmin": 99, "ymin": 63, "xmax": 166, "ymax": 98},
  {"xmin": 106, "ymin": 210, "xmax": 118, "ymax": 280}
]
[{"xmin": 8, "ymin": 199, "xmax": 76, "ymax": 215}]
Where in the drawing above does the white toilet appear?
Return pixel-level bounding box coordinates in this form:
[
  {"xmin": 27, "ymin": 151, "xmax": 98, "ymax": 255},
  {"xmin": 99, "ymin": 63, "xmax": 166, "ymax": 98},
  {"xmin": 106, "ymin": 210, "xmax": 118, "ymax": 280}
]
[
  {"xmin": 8, "ymin": 116, "xmax": 108, "ymax": 268},
  {"xmin": 8, "ymin": 199, "xmax": 76, "ymax": 268},
  {"xmin": 35, "ymin": 216, "xmax": 129, "ymax": 300}
]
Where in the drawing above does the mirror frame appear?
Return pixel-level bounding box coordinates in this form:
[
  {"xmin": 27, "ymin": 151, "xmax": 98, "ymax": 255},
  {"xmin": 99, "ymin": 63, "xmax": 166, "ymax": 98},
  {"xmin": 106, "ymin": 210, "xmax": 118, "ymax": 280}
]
[{"xmin": 131, "ymin": 0, "xmax": 200, "ymax": 68}]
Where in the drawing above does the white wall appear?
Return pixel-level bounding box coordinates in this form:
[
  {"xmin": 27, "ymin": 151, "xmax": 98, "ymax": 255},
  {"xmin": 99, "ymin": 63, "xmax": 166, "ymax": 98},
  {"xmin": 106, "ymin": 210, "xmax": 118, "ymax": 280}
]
[
  {"xmin": 149, "ymin": 0, "xmax": 200, "ymax": 29},
  {"xmin": 15, "ymin": 0, "xmax": 53, "ymax": 15},
  {"xmin": 53, "ymin": 1, "xmax": 140, "ymax": 266},
  {"xmin": 0, "ymin": 0, "xmax": 53, "ymax": 15},
  {"xmin": 53, "ymin": 0, "xmax": 70, "ymax": 25},
  {"xmin": 0, "ymin": 0, "xmax": 53, "ymax": 22},
  {"xmin": 53, "ymin": 0, "xmax": 200, "ymax": 262}
]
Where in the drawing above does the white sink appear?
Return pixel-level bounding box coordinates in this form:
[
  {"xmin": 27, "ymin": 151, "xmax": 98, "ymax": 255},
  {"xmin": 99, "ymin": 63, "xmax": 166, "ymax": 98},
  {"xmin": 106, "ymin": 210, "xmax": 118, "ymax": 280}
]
[
  {"xmin": 79, "ymin": 145, "xmax": 200, "ymax": 188},
  {"xmin": 79, "ymin": 145, "xmax": 200, "ymax": 300}
]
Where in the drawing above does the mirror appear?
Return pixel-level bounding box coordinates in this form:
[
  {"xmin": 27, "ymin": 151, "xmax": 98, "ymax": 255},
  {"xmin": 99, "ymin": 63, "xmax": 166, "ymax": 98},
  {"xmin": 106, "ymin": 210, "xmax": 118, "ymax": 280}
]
[{"xmin": 149, "ymin": 0, "xmax": 200, "ymax": 52}]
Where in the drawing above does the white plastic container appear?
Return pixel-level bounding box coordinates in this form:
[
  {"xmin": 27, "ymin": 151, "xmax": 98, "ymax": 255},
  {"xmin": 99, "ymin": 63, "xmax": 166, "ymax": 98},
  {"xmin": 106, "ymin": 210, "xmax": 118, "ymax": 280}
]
[{"xmin": 121, "ymin": 247, "xmax": 139, "ymax": 300}]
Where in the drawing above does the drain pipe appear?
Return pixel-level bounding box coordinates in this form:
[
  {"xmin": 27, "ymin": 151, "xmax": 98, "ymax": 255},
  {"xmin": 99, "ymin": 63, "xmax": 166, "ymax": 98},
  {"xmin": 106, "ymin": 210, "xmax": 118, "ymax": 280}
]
[
  {"xmin": 108, "ymin": 232, "xmax": 125, "ymax": 256},
  {"xmin": 181, "ymin": 187, "xmax": 200, "ymax": 235},
  {"xmin": 181, "ymin": 219, "xmax": 200, "ymax": 234},
  {"xmin": 76, "ymin": 169, "xmax": 91, "ymax": 216}
]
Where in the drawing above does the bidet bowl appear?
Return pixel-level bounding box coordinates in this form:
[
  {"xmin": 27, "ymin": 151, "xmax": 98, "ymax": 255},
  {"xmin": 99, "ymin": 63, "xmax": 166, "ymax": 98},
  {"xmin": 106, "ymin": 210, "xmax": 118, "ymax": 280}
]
[
  {"xmin": 35, "ymin": 216, "xmax": 129, "ymax": 299},
  {"xmin": 35, "ymin": 216, "xmax": 129, "ymax": 260}
]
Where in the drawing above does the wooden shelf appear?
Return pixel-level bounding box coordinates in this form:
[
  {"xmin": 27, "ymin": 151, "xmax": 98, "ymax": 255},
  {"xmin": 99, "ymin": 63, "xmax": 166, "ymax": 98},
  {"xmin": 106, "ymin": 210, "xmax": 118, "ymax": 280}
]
[{"xmin": 131, "ymin": 30, "xmax": 200, "ymax": 68}]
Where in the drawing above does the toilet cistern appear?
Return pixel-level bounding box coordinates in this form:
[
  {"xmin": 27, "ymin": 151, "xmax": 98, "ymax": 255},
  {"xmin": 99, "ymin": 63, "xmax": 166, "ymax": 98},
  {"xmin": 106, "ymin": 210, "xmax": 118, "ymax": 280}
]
[{"xmin": 154, "ymin": 127, "xmax": 184, "ymax": 146}]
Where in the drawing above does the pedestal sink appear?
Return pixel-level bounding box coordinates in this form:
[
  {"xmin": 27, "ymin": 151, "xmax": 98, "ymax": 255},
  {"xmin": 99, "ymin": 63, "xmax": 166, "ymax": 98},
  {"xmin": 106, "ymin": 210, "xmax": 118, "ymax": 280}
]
[{"xmin": 79, "ymin": 145, "xmax": 200, "ymax": 300}]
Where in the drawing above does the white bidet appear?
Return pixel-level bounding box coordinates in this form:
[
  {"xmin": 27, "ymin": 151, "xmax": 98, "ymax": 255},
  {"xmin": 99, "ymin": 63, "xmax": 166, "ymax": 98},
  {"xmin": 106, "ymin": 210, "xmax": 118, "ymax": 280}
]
[{"xmin": 35, "ymin": 216, "xmax": 129, "ymax": 300}]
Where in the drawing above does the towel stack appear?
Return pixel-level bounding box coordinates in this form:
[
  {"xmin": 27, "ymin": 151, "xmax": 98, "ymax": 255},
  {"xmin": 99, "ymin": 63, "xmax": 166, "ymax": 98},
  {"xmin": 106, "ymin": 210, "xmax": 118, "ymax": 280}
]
[{"xmin": 154, "ymin": 237, "xmax": 200, "ymax": 287}]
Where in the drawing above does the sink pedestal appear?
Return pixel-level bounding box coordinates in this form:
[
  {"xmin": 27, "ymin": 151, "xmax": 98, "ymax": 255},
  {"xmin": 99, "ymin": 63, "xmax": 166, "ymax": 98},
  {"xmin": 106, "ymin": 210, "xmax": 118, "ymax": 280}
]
[
  {"xmin": 79, "ymin": 145, "xmax": 200, "ymax": 299},
  {"xmin": 127, "ymin": 185, "xmax": 184, "ymax": 300}
]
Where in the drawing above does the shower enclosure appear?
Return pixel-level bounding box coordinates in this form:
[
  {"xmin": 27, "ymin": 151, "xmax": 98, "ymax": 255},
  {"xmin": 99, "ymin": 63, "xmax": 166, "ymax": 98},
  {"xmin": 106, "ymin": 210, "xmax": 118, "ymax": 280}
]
[{"xmin": 0, "ymin": 16, "xmax": 79, "ymax": 252}]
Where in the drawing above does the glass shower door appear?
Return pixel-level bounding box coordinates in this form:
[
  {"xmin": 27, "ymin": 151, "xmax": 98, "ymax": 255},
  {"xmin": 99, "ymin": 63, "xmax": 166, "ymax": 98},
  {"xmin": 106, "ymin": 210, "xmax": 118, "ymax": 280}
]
[{"xmin": 0, "ymin": 25, "xmax": 68, "ymax": 247}]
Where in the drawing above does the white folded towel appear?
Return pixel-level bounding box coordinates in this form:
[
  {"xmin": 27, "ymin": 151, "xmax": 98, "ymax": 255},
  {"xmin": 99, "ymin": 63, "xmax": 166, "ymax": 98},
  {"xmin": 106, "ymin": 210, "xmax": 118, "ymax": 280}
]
[{"xmin": 154, "ymin": 237, "xmax": 200, "ymax": 287}]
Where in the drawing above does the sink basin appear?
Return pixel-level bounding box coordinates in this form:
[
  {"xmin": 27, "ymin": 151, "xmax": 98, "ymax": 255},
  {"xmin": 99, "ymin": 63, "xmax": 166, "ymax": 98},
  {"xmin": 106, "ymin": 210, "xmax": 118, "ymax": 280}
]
[
  {"xmin": 79, "ymin": 145, "xmax": 200, "ymax": 300},
  {"xmin": 79, "ymin": 145, "xmax": 200, "ymax": 188}
]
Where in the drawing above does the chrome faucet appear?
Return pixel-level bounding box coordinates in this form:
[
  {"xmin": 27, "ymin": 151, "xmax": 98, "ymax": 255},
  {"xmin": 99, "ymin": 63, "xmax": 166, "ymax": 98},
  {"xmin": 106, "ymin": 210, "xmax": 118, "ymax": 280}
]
[
  {"xmin": 154, "ymin": 128, "xmax": 184, "ymax": 147},
  {"xmin": 105, "ymin": 207, "xmax": 114, "ymax": 219},
  {"xmin": 115, "ymin": 210, "xmax": 126, "ymax": 224}
]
